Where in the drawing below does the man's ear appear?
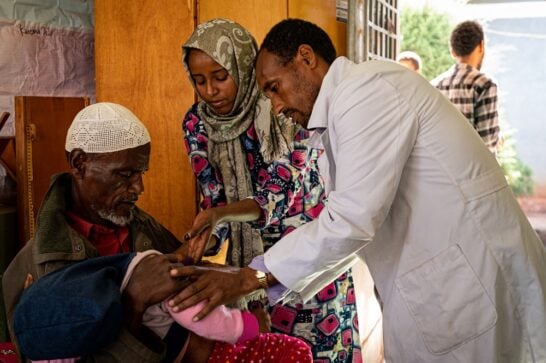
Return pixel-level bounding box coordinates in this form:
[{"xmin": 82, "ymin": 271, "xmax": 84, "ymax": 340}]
[
  {"xmin": 478, "ymin": 40, "xmax": 485, "ymax": 54},
  {"xmin": 68, "ymin": 149, "xmax": 88, "ymax": 178},
  {"xmin": 297, "ymin": 44, "xmax": 318, "ymax": 68}
]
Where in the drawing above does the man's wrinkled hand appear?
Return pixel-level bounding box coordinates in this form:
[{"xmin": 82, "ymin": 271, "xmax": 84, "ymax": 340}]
[
  {"xmin": 167, "ymin": 265, "xmax": 256, "ymax": 322},
  {"xmin": 123, "ymin": 253, "xmax": 189, "ymax": 312}
]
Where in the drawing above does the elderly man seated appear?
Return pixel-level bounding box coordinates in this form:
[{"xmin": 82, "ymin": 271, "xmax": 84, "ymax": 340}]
[
  {"xmin": 3, "ymin": 103, "xmax": 313, "ymax": 363},
  {"xmin": 2, "ymin": 103, "xmax": 189, "ymax": 361}
]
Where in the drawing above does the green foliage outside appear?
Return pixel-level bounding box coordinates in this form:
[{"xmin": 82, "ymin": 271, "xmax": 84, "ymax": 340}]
[
  {"xmin": 399, "ymin": 6, "xmax": 454, "ymax": 80},
  {"xmin": 400, "ymin": 5, "xmax": 534, "ymax": 196},
  {"xmin": 496, "ymin": 124, "xmax": 534, "ymax": 196}
]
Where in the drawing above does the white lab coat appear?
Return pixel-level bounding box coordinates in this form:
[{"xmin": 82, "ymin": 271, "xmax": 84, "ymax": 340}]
[{"xmin": 264, "ymin": 58, "xmax": 546, "ymax": 362}]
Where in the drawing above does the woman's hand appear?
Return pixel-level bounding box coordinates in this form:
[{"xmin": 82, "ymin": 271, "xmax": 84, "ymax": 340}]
[
  {"xmin": 184, "ymin": 208, "xmax": 220, "ymax": 263},
  {"xmin": 184, "ymin": 199, "xmax": 263, "ymax": 262}
]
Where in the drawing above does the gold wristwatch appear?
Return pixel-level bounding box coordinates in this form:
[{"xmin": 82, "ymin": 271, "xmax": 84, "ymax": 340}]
[{"xmin": 255, "ymin": 270, "xmax": 269, "ymax": 290}]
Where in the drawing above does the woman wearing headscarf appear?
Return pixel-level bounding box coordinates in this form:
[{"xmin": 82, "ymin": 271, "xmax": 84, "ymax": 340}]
[{"xmin": 182, "ymin": 18, "xmax": 360, "ymax": 361}]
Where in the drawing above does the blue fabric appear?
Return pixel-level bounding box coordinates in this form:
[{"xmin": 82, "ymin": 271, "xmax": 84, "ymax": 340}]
[
  {"xmin": 162, "ymin": 323, "xmax": 189, "ymax": 363},
  {"xmin": 13, "ymin": 253, "xmax": 135, "ymax": 360}
]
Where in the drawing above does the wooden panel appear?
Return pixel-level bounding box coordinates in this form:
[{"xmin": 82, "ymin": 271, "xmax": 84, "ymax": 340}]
[
  {"xmin": 94, "ymin": 0, "xmax": 197, "ymax": 239},
  {"xmin": 289, "ymin": 0, "xmax": 347, "ymax": 56},
  {"xmin": 198, "ymin": 0, "xmax": 287, "ymax": 44},
  {"xmin": 15, "ymin": 96, "xmax": 88, "ymax": 244}
]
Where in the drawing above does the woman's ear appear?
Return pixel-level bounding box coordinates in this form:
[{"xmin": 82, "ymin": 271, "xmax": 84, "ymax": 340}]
[{"xmin": 68, "ymin": 149, "xmax": 88, "ymax": 178}]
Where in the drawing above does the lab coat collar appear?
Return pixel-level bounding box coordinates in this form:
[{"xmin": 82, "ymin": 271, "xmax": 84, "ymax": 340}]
[{"xmin": 308, "ymin": 56, "xmax": 354, "ymax": 130}]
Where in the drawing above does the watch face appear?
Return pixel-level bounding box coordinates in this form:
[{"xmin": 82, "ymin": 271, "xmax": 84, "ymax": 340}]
[{"xmin": 255, "ymin": 270, "xmax": 268, "ymax": 289}]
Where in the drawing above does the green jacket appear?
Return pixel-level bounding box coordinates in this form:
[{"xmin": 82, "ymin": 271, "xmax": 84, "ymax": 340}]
[{"xmin": 2, "ymin": 173, "xmax": 182, "ymax": 362}]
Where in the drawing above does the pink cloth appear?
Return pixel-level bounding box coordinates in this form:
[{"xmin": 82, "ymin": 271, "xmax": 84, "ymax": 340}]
[{"xmin": 163, "ymin": 300, "xmax": 259, "ymax": 344}]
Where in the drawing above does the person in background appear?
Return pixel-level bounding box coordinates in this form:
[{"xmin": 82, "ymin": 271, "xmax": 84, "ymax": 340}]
[
  {"xmin": 396, "ymin": 50, "xmax": 422, "ymax": 73},
  {"xmin": 432, "ymin": 20, "xmax": 501, "ymax": 153},
  {"xmin": 182, "ymin": 18, "xmax": 360, "ymax": 361},
  {"xmin": 2, "ymin": 102, "xmax": 191, "ymax": 362},
  {"xmin": 170, "ymin": 18, "xmax": 546, "ymax": 363}
]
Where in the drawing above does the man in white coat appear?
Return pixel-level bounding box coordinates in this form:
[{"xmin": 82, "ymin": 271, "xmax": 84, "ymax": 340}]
[{"xmin": 171, "ymin": 19, "xmax": 546, "ymax": 362}]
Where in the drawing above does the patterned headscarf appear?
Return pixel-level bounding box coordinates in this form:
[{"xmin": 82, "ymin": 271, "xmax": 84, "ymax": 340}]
[{"xmin": 182, "ymin": 19, "xmax": 298, "ymax": 269}]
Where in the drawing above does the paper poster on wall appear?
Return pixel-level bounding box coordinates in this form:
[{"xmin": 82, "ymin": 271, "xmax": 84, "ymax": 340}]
[
  {"xmin": 0, "ymin": 0, "xmax": 95, "ymax": 137},
  {"xmin": 336, "ymin": 0, "xmax": 348, "ymax": 23}
]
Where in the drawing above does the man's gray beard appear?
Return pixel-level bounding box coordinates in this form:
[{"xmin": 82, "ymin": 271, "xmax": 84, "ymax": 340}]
[{"xmin": 98, "ymin": 209, "xmax": 134, "ymax": 226}]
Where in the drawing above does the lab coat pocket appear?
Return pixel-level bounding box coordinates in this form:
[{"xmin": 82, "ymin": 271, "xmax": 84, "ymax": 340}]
[{"xmin": 395, "ymin": 244, "xmax": 497, "ymax": 355}]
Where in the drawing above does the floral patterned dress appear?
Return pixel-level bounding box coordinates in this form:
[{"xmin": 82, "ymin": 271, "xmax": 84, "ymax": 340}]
[{"xmin": 183, "ymin": 104, "xmax": 361, "ymax": 362}]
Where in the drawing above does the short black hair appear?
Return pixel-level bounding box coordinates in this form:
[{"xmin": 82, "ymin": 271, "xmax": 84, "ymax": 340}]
[
  {"xmin": 450, "ymin": 21, "xmax": 484, "ymax": 57},
  {"xmin": 260, "ymin": 18, "xmax": 337, "ymax": 65}
]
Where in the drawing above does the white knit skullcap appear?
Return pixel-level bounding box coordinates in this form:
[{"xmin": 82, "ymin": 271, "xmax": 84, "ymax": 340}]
[{"xmin": 65, "ymin": 102, "xmax": 151, "ymax": 153}]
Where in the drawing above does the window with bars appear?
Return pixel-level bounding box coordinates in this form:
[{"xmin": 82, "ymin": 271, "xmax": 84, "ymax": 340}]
[{"xmin": 366, "ymin": 0, "xmax": 399, "ymax": 60}]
